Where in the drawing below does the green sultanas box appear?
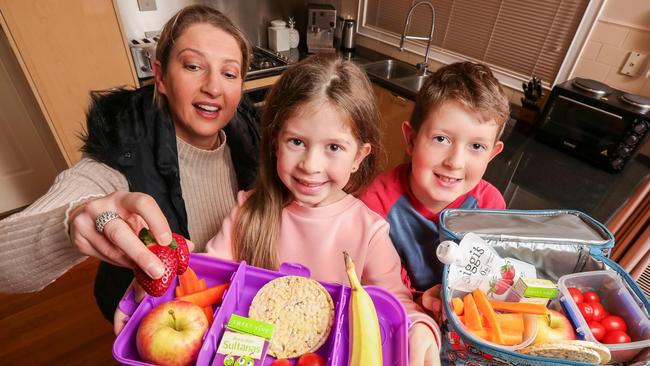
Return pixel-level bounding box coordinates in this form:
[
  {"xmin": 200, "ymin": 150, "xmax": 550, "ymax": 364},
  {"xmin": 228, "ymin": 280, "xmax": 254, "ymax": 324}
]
[{"xmin": 512, "ymin": 277, "xmax": 559, "ymax": 299}]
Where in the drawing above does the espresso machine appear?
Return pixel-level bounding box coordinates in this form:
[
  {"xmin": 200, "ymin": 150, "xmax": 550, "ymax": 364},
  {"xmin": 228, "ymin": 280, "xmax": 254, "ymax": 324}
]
[{"xmin": 307, "ymin": 4, "xmax": 336, "ymax": 53}]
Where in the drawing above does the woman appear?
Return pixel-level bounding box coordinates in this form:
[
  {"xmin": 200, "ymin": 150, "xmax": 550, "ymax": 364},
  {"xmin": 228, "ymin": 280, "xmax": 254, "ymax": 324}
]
[{"xmin": 0, "ymin": 5, "xmax": 259, "ymax": 321}]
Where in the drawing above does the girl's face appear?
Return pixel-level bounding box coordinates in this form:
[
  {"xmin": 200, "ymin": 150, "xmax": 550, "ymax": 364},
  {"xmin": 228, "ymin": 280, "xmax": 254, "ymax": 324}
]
[
  {"xmin": 276, "ymin": 102, "xmax": 371, "ymax": 207},
  {"xmin": 154, "ymin": 23, "xmax": 243, "ymax": 150}
]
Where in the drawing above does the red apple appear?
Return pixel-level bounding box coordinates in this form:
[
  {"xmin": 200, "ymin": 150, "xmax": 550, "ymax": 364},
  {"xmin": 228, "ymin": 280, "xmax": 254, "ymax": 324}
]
[
  {"xmin": 532, "ymin": 309, "xmax": 576, "ymax": 345},
  {"xmin": 136, "ymin": 300, "xmax": 209, "ymax": 366}
]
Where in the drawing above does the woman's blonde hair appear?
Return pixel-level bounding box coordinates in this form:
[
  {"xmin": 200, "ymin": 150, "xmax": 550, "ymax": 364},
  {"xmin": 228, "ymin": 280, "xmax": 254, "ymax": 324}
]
[
  {"xmin": 153, "ymin": 5, "xmax": 251, "ymax": 109},
  {"xmin": 232, "ymin": 54, "xmax": 382, "ymax": 270}
]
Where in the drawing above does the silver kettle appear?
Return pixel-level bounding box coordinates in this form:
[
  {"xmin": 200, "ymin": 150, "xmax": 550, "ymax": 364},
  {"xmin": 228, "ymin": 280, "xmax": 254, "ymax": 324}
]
[{"xmin": 341, "ymin": 18, "xmax": 356, "ymax": 51}]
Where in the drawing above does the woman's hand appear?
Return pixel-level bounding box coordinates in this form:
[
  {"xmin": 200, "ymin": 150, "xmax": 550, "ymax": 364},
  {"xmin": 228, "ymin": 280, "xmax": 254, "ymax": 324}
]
[
  {"xmin": 68, "ymin": 191, "xmax": 173, "ymax": 279},
  {"xmin": 409, "ymin": 323, "xmax": 441, "ymax": 366}
]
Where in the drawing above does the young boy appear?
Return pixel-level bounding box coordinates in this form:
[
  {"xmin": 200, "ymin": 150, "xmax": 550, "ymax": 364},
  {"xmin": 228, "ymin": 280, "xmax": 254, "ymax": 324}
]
[{"xmin": 360, "ymin": 61, "xmax": 510, "ymax": 295}]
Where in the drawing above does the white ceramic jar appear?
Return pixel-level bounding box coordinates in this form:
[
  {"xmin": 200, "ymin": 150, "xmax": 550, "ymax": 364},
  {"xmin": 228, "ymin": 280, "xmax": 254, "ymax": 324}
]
[{"xmin": 268, "ymin": 20, "xmax": 290, "ymax": 52}]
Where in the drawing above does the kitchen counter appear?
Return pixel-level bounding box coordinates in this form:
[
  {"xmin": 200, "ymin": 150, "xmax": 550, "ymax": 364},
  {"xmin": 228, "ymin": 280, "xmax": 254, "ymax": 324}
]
[{"xmin": 484, "ymin": 114, "xmax": 650, "ymax": 224}]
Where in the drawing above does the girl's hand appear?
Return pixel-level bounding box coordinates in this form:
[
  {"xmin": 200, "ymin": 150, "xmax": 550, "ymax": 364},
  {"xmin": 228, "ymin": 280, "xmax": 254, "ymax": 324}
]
[
  {"xmin": 113, "ymin": 281, "xmax": 147, "ymax": 335},
  {"xmin": 408, "ymin": 323, "xmax": 441, "ymax": 366},
  {"xmin": 68, "ymin": 191, "xmax": 173, "ymax": 279},
  {"xmin": 422, "ymin": 284, "xmax": 443, "ymax": 323}
]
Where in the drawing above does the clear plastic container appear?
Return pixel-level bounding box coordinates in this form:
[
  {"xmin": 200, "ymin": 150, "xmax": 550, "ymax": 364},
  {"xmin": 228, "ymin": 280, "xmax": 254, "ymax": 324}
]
[
  {"xmin": 113, "ymin": 254, "xmax": 409, "ymax": 365},
  {"xmin": 450, "ymin": 290, "xmax": 539, "ymax": 351},
  {"xmin": 557, "ymin": 270, "xmax": 650, "ymax": 364}
]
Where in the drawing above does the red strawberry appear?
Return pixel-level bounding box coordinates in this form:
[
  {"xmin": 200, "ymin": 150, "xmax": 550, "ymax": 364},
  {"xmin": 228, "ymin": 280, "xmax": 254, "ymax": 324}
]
[
  {"xmin": 501, "ymin": 263, "xmax": 515, "ymax": 280},
  {"xmin": 172, "ymin": 233, "xmax": 189, "ymax": 275},
  {"xmin": 134, "ymin": 228, "xmax": 179, "ymax": 297},
  {"xmin": 490, "ymin": 278, "xmax": 511, "ymax": 295}
]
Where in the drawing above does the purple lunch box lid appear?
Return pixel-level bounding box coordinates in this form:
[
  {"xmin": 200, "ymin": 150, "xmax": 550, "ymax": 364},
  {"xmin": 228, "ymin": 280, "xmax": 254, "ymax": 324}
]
[{"xmin": 113, "ymin": 253, "xmax": 409, "ymax": 365}]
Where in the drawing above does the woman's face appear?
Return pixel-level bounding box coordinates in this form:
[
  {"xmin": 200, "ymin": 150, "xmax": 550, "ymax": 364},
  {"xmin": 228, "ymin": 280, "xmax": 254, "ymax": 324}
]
[{"xmin": 154, "ymin": 23, "xmax": 243, "ymax": 150}]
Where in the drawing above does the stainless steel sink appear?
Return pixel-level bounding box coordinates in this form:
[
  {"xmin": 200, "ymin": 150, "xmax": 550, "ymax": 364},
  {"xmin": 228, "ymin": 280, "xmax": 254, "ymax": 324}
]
[
  {"xmin": 362, "ymin": 58, "xmax": 430, "ymax": 94},
  {"xmin": 363, "ymin": 59, "xmax": 418, "ymax": 80},
  {"xmin": 394, "ymin": 74, "xmax": 429, "ymax": 92}
]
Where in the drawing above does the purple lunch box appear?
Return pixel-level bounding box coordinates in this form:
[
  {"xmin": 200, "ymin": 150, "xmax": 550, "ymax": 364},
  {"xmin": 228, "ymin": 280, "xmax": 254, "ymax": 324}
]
[{"xmin": 113, "ymin": 253, "xmax": 409, "ymax": 365}]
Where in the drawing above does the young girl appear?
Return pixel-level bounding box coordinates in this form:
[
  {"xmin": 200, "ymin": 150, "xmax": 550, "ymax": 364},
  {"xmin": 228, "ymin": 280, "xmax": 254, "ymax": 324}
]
[{"xmin": 205, "ymin": 55, "xmax": 441, "ymax": 365}]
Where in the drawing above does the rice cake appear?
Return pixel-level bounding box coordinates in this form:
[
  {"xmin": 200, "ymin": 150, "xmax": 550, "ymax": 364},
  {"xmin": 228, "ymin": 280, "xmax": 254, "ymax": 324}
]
[
  {"xmin": 248, "ymin": 276, "xmax": 334, "ymax": 359},
  {"xmin": 518, "ymin": 340, "xmax": 610, "ymax": 364}
]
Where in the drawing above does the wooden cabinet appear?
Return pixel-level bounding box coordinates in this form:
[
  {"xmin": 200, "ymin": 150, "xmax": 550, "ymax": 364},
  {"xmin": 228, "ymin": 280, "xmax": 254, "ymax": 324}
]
[
  {"xmin": 0, "ymin": 0, "xmax": 138, "ymax": 166},
  {"xmin": 372, "ymin": 83, "xmax": 415, "ymax": 170}
]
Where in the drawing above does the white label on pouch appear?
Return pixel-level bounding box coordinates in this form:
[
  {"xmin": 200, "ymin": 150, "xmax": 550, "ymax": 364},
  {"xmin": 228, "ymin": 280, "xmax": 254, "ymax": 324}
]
[{"xmin": 445, "ymin": 232, "xmax": 537, "ymax": 300}]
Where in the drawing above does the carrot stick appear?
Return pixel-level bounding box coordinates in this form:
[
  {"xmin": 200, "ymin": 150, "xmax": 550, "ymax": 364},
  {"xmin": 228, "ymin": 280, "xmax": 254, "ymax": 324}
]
[
  {"xmin": 176, "ymin": 286, "xmax": 185, "ymax": 298},
  {"xmin": 488, "ymin": 300, "xmax": 549, "ymax": 315},
  {"xmin": 461, "ymin": 313, "xmax": 526, "ymax": 331},
  {"xmin": 179, "ymin": 267, "xmax": 201, "ymax": 293},
  {"xmin": 195, "ymin": 278, "xmax": 213, "ymax": 326},
  {"xmin": 203, "ymin": 307, "xmax": 214, "ymax": 325},
  {"xmin": 463, "ymin": 294, "xmax": 483, "ymax": 331},
  {"xmin": 473, "ymin": 288, "xmax": 504, "ymax": 344},
  {"xmin": 176, "ymin": 283, "xmax": 230, "ymax": 307},
  {"xmin": 469, "ymin": 327, "xmax": 523, "ymax": 346},
  {"xmin": 451, "ymin": 297, "xmax": 464, "ymax": 316}
]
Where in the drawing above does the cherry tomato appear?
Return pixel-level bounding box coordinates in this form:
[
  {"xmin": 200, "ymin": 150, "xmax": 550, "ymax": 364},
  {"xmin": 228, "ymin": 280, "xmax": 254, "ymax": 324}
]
[
  {"xmin": 271, "ymin": 360, "xmax": 292, "ymax": 366},
  {"xmin": 602, "ymin": 330, "xmax": 631, "ymax": 344},
  {"xmin": 601, "ymin": 315, "xmax": 628, "ymax": 333},
  {"xmin": 567, "ymin": 287, "xmax": 584, "ymax": 304},
  {"xmin": 582, "ymin": 291, "xmax": 600, "ymax": 303},
  {"xmin": 588, "ymin": 302, "xmax": 607, "ymax": 321},
  {"xmin": 297, "ymin": 353, "xmax": 326, "ymax": 366},
  {"xmin": 587, "ymin": 320, "xmax": 606, "ymax": 341},
  {"xmin": 577, "ymin": 302, "xmax": 594, "ymax": 321}
]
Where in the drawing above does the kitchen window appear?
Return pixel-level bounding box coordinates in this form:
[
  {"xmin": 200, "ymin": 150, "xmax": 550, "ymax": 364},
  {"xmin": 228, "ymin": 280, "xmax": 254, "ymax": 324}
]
[{"xmin": 357, "ymin": 0, "xmax": 605, "ymax": 88}]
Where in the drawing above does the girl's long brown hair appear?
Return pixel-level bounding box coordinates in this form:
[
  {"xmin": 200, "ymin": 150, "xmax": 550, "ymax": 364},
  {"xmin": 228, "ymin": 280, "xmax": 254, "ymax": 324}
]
[{"xmin": 232, "ymin": 54, "xmax": 382, "ymax": 270}]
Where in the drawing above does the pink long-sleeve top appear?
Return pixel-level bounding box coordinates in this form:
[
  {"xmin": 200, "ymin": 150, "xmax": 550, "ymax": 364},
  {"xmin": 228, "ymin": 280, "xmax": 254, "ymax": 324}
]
[{"xmin": 205, "ymin": 192, "xmax": 440, "ymax": 344}]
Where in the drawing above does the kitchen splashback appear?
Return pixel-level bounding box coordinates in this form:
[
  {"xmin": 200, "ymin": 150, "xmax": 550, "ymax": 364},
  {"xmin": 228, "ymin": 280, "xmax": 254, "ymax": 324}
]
[{"xmin": 114, "ymin": 0, "xmax": 320, "ymax": 49}]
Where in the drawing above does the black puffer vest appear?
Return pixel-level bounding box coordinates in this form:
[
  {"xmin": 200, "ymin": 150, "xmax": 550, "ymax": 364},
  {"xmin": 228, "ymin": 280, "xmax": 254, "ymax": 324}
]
[{"xmin": 82, "ymin": 85, "xmax": 260, "ymax": 321}]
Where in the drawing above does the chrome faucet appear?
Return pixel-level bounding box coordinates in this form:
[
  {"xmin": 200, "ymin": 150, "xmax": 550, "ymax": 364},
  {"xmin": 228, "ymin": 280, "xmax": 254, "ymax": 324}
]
[{"xmin": 399, "ymin": 1, "xmax": 435, "ymax": 74}]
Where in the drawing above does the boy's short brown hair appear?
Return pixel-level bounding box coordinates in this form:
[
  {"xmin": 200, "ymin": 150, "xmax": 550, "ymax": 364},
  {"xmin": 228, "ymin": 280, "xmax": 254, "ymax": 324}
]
[{"xmin": 410, "ymin": 62, "xmax": 510, "ymax": 140}]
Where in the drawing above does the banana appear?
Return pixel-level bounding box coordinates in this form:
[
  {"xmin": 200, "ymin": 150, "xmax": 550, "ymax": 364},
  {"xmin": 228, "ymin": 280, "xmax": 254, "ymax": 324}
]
[{"xmin": 343, "ymin": 251, "xmax": 383, "ymax": 366}]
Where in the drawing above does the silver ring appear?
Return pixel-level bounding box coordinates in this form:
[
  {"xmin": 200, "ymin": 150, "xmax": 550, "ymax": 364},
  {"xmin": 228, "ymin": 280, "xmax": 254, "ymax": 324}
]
[{"xmin": 95, "ymin": 211, "xmax": 121, "ymax": 233}]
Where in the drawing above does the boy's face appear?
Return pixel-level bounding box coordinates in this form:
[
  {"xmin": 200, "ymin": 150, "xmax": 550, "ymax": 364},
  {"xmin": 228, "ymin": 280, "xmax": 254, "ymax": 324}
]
[{"xmin": 403, "ymin": 100, "xmax": 504, "ymax": 213}]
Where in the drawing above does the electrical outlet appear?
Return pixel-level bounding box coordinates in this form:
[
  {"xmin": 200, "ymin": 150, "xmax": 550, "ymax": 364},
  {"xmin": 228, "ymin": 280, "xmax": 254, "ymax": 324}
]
[
  {"xmin": 620, "ymin": 51, "xmax": 648, "ymax": 77},
  {"xmin": 137, "ymin": 0, "xmax": 156, "ymax": 12}
]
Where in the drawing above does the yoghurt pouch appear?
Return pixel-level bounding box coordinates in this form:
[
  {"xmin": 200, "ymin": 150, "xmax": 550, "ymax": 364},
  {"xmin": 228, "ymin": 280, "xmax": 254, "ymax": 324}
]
[{"xmin": 437, "ymin": 232, "xmax": 537, "ymax": 300}]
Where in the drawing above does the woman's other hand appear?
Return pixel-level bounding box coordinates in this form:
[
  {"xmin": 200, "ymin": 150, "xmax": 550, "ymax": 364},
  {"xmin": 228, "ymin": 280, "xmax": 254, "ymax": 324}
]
[
  {"xmin": 68, "ymin": 191, "xmax": 173, "ymax": 279},
  {"xmin": 408, "ymin": 322, "xmax": 441, "ymax": 366}
]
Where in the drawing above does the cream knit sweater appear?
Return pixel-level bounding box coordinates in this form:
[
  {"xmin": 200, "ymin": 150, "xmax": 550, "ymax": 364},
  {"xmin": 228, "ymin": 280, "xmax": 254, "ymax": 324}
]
[{"xmin": 0, "ymin": 132, "xmax": 237, "ymax": 293}]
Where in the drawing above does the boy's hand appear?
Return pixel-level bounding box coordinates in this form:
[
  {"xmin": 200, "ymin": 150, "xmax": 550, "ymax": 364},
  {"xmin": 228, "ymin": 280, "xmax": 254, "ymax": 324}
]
[
  {"xmin": 408, "ymin": 323, "xmax": 441, "ymax": 366},
  {"xmin": 113, "ymin": 280, "xmax": 147, "ymax": 335},
  {"xmin": 422, "ymin": 284, "xmax": 442, "ymax": 323}
]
